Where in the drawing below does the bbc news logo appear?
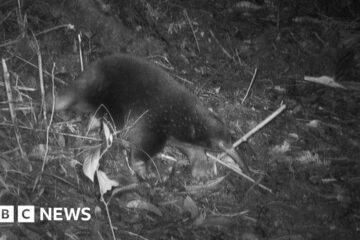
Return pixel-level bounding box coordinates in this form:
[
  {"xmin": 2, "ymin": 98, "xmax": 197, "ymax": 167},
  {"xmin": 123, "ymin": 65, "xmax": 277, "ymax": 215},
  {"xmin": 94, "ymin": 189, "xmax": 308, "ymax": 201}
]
[{"xmin": 0, "ymin": 206, "xmax": 91, "ymax": 223}]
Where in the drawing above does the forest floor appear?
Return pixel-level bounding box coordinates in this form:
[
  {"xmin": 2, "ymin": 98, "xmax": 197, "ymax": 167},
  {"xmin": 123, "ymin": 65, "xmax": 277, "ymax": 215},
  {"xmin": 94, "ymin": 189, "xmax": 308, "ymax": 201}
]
[{"xmin": 0, "ymin": 1, "xmax": 359, "ymax": 240}]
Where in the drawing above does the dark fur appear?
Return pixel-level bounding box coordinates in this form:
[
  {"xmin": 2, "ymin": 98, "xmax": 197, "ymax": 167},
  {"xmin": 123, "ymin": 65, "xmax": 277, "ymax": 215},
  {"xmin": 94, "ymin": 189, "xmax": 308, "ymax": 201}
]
[{"xmin": 53, "ymin": 54, "xmax": 237, "ymax": 176}]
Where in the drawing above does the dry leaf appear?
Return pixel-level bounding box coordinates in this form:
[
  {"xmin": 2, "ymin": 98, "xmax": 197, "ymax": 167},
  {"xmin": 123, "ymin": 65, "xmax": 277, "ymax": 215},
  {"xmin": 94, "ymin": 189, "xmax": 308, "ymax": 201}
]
[
  {"xmin": 304, "ymin": 76, "xmax": 346, "ymax": 89},
  {"xmin": 127, "ymin": 200, "xmax": 163, "ymax": 217},
  {"xmin": 306, "ymin": 119, "xmax": 320, "ymax": 128},
  {"xmin": 270, "ymin": 140, "xmax": 291, "ymax": 154},
  {"xmin": 83, "ymin": 147, "xmax": 101, "ymax": 182},
  {"xmin": 102, "ymin": 121, "xmax": 113, "ymax": 147},
  {"xmin": 87, "ymin": 115, "xmax": 101, "ymax": 131},
  {"xmin": 97, "ymin": 170, "xmax": 119, "ymax": 196}
]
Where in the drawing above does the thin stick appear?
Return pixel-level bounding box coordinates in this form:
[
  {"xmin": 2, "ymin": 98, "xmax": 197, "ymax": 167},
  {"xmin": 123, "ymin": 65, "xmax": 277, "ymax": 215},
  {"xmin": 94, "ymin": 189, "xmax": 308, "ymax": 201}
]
[
  {"xmin": 173, "ymin": 74, "xmax": 193, "ymax": 85},
  {"xmin": 242, "ymin": 67, "xmax": 258, "ymax": 104},
  {"xmin": 218, "ymin": 104, "xmax": 286, "ymax": 170},
  {"xmin": 101, "ymin": 196, "xmax": 116, "ymax": 240},
  {"xmin": 17, "ymin": 0, "xmax": 22, "ymax": 27},
  {"xmin": 2, "ymin": 58, "xmax": 31, "ymax": 169},
  {"xmin": 78, "ymin": 33, "xmax": 84, "ymax": 71},
  {"xmin": 183, "ymin": 10, "xmax": 200, "ymax": 53},
  {"xmin": 0, "ymin": 24, "xmax": 74, "ymax": 48},
  {"xmin": 15, "ymin": 55, "xmax": 66, "ymax": 84},
  {"xmin": 209, "ymin": 30, "xmax": 232, "ymax": 59},
  {"xmin": 43, "ymin": 172, "xmax": 78, "ymax": 189},
  {"xmin": 42, "ymin": 63, "xmax": 56, "ymax": 172},
  {"xmin": 233, "ymin": 104, "xmax": 286, "ymax": 148},
  {"xmin": 207, "ymin": 153, "xmax": 272, "ymax": 193},
  {"xmin": 0, "ymin": 122, "xmax": 101, "ymax": 141},
  {"xmin": 36, "ymin": 24, "xmax": 74, "ymax": 36},
  {"xmin": 0, "ymin": 10, "xmax": 14, "ymax": 26},
  {"xmin": 0, "ymin": 82, "xmax": 36, "ymax": 91},
  {"xmin": 85, "ymin": 104, "xmax": 118, "ymax": 136},
  {"xmin": 0, "ymin": 39, "xmax": 19, "ymax": 48},
  {"xmin": 97, "ymin": 232, "xmax": 105, "ymax": 240},
  {"xmin": 235, "ymin": 49, "xmax": 251, "ymax": 71},
  {"xmin": 0, "ymin": 106, "xmax": 34, "ymax": 111},
  {"xmin": 276, "ymin": 0, "xmax": 281, "ymax": 31},
  {"xmin": 120, "ymin": 230, "xmax": 150, "ymax": 240},
  {"xmin": 32, "ymin": 32, "xmax": 46, "ymax": 121}
]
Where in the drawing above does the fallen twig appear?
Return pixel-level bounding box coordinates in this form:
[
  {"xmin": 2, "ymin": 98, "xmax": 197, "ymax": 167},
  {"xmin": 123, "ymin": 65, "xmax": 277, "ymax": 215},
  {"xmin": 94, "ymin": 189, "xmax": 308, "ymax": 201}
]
[
  {"xmin": 43, "ymin": 172, "xmax": 78, "ymax": 189},
  {"xmin": 0, "ymin": 24, "xmax": 74, "ymax": 48},
  {"xmin": 0, "ymin": 10, "xmax": 14, "ymax": 27},
  {"xmin": 207, "ymin": 153, "xmax": 272, "ymax": 193},
  {"xmin": 184, "ymin": 9, "xmax": 200, "ymax": 53},
  {"xmin": 78, "ymin": 33, "xmax": 84, "ymax": 71},
  {"xmin": 242, "ymin": 67, "xmax": 258, "ymax": 104},
  {"xmin": 15, "ymin": 55, "xmax": 66, "ymax": 84},
  {"xmin": 212, "ymin": 210, "xmax": 249, "ymax": 218},
  {"xmin": 340, "ymin": 81, "xmax": 360, "ymax": 91},
  {"xmin": 304, "ymin": 75, "xmax": 360, "ymax": 91},
  {"xmin": 0, "ymin": 82, "xmax": 36, "ymax": 91},
  {"xmin": 2, "ymin": 58, "xmax": 31, "ymax": 170},
  {"xmin": 32, "ymin": 32, "xmax": 46, "ymax": 121},
  {"xmin": 209, "ymin": 30, "xmax": 232, "ymax": 59},
  {"xmin": 233, "ymin": 103, "xmax": 286, "ymax": 148},
  {"xmin": 173, "ymin": 74, "xmax": 193, "ymax": 85},
  {"xmin": 0, "ymin": 106, "xmax": 34, "ymax": 111},
  {"xmin": 235, "ymin": 49, "xmax": 251, "ymax": 73},
  {"xmin": 304, "ymin": 75, "xmax": 346, "ymax": 89},
  {"xmin": 100, "ymin": 196, "xmax": 116, "ymax": 240},
  {"xmin": 36, "ymin": 24, "xmax": 75, "ymax": 36},
  {"xmin": 42, "ymin": 63, "xmax": 56, "ymax": 172},
  {"xmin": 0, "ymin": 122, "xmax": 101, "ymax": 141},
  {"xmin": 0, "ymin": 39, "xmax": 18, "ymax": 48},
  {"xmin": 215, "ymin": 103, "xmax": 286, "ymax": 189},
  {"xmin": 119, "ymin": 230, "xmax": 150, "ymax": 240}
]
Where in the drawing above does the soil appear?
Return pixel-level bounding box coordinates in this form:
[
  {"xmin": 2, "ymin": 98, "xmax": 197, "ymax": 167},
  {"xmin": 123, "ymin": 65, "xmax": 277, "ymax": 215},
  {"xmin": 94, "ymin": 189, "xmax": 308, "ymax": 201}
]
[{"xmin": 0, "ymin": 0, "xmax": 359, "ymax": 239}]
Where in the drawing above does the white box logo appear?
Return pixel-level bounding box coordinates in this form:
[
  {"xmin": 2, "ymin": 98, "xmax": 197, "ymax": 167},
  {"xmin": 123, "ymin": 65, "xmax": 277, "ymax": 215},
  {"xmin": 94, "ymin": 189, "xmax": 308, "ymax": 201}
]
[
  {"xmin": 0, "ymin": 206, "xmax": 91, "ymax": 222},
  {"xmin": 0, "ymin": 206, "xmax": 14, "ymax": 223},
  {"xmin": 18, "ymin": 205, "xmax": 35, "ymax": 223}
]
